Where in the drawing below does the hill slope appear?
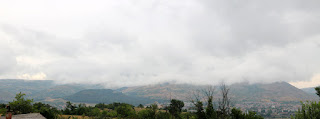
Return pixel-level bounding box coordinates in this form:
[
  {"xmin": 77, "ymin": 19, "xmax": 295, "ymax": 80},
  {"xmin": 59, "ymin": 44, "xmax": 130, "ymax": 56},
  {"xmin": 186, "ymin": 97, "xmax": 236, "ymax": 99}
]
[
  {"xmin": 30, "ymin": 84, "xmax": 87, "ymax": 101},
  {"xmin": 121, "ymin": 82, "xmax": 318, "ymax": 102},
  {"xmin": 0, "ymin": 79, "xmax": 55, "ymax": 101},
  {"xmin": 0, "ymin": 79, "xmax": 103, "ymax": 102},
  {"xmin": 301, "ymin": 87, "xmax": 318, "ymax": 97},
  {"xmin": 64, "ymin": 89, "xmax": 158, "ymax": 106},
  {"xmin": 231, "ymin": 82, "xmax": 318, "ymax": 102}
]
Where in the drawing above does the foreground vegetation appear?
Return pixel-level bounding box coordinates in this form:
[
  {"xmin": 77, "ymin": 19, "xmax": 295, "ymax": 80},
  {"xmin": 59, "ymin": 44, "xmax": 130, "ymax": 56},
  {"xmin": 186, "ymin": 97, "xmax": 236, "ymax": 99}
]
[
  {"xmin": 0, "ymin": 92, "xmax": 264, "ymax": 119},
  {"xmin": 291, "ymin": 86, "xmax": 320, "ymax": 119}
]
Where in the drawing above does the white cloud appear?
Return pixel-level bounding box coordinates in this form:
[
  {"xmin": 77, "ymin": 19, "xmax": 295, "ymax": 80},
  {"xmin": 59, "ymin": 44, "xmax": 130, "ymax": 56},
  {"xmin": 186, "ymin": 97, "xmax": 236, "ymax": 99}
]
[
  {"xmin": 17, "ymin": 72, "xmax": 47, "ymax": 80},
  {"xmin": 0, "ymin": 0, "xmax": 320, "ymax": 88},
  {"xmin": 290, "ymin": 74, "xmax": 320, "ymax": 88}
]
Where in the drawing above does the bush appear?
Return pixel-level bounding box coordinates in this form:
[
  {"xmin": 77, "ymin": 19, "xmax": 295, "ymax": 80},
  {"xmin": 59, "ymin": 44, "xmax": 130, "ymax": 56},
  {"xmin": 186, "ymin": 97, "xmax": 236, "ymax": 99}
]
[
  {"xmin": 293, "ymin": 101, "xmax": 320, "ymax": 119},
  {"xmin": 115, "ymin": 103, "xmax": 136, "ymax": 117},
  {"xmin": 9, "ymin": 92, "xmax": 33, "ymax": 114},
  {"xmin": 156, "ymin": 112, "xmax": 170, "ymax": 119},
  {"xmin": 231, "ymin": 108, "xmax": 263, "ymax": 119},
  {"xmin": 138, "ymin": 109, "xmax": 154, "ymax": 119},
  {"xmin": 33, "ymin": 102, "xmax": 60, "ymax": 119}
]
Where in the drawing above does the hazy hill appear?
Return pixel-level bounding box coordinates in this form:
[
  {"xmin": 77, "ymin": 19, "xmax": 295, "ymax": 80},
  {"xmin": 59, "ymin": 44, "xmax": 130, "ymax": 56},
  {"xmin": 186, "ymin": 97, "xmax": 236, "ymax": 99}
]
[
  {"xmin": 64, "ymin": 89, "xmax": 157, "ymax": 106},
  {"xmin": 119, "ymin": 83, "xmax": 203, "ymax": 101},
  {"xmin": 231, "ymin": 82, "xmax": 318, "ymax": 102},
  {"xmin": 121, "ymin": 82, "xmax": 318, "ymax": 102},
  {"xmin": 0, "ymin": 79, "xmax": 317, "ymax": 106},
  {"xmin": 301, "ymin": 87, "xmax": 318, "ymax": 96},
  {"xmin": 0, "ymin": 79, "xmax": 103, "ymax": 102},
  {"xmin": 0, "ymin": 79, "xmax": 55, "ymax": 101},
  {"xmin": 30, "ymin": 84, "xmax": 87, "ymax": 101}
]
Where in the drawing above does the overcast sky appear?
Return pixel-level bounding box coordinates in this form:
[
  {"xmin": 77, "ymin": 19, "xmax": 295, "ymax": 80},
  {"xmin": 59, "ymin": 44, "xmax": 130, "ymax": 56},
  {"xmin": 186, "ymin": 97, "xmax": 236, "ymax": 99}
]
[{"xmin": 0, "ymin": 0, "xmax": 320, "ymax": 88}]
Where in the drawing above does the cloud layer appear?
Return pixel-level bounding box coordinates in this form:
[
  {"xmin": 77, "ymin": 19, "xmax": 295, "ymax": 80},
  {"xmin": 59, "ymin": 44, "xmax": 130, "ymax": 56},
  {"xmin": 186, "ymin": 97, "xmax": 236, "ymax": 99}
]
[{"xmin": 0, "ymin": 0, "xmax": 320, "ymax": 88}]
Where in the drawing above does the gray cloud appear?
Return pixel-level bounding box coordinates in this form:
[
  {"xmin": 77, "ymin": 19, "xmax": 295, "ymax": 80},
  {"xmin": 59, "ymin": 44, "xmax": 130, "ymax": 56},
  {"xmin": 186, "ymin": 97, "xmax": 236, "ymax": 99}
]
[{"xmin": 0, "ymin": 0, "xmax": 320, "ymax": 88}]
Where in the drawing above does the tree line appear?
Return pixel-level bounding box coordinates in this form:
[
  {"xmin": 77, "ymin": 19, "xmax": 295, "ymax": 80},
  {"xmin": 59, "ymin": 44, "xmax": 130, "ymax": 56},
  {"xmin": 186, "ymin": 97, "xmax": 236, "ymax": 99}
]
[
  {"xmin": 0, "ymin": 92, "xmax": 264, "ymax": 119},
  {"xmin": 0, "ymin": 83, "xmax": 266, "ymax": 119},
  {"xmin": 186, "ymin": 84, "xmax": 263, "ymax": 119}
]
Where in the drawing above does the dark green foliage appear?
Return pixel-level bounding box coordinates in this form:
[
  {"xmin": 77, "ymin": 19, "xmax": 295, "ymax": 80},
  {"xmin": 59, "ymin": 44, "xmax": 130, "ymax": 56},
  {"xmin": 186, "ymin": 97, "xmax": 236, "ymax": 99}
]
[
  {"xmin": 2, "ymin": 90, "xmax": 266, "ymax": 119},
  {"xmin": 195, "ymin": 101, "xmax": 206, "ymax": 119},
  {"xmin": 291, "ymin": 87, "xmax": 320, "ymax": 119},
  {"xmin": 315, "ymin": 86, "xmax": 320, "ymax": 97},
  {"xmin": 95, "ymin": 102, "xmax": 128, "ymax": 110},
  {"xmin": 63, "ymin": 101, "xmax": 76, "ymax": 115},
  {"xmin": 231, "ymin": 108, "xmax": 244, "ymax": 119},
  {"xmin": 100, "ymin": 110, "xmax": 108, "ymax": 118},
  {"xmin": 137, "ymin": 103, "xmax": 158, "ymax": 119},
  {"xmin": 0, "ymin": 108, "xmax": 6, "ymax": 116},
  {"xmin": 9, "ymin": 92, "xmax": 33, "ymax": 114},
  {"xmin": 33, "ymin": 102, "xmax": 60, "ymax": 119},
  {"xmin": 230, "ymin": 108, "xmax": 263, "ymax": 119},
  {"xmin": 156, "ymin": 112, "xmax": 171, "ymax": 119},
  {"xmin": 6, "ymin": 93, "xmax": 61, "ymax": 118},
  {"xmin": 138, "ymin": 104, "xmax": 144, "ymax": 108},
  {"xmin": 169, "ymin": 99, "xmax": 184, "ymax": 119},
  {"xmin": 76, "ymin": 103, "xmax": 90, "ymax": 116},
  {"xmin": 115, "ymin": 103, "xmax": 136, "ymax": 117},
  {"xmin": 62, "ymin": 101, "xmax": 106, "ymax": 117},
  {"xmin": 95, "ymin": 103, "xmax": 107, "ymax": 109},
  {"xmin": 245, "ymin": 111, "xmax": 264, "ymax": 119},
  {"xmin": 87, "ymin": 107, "xmax": 101, "ymax": 117},
  {"xmin": 205, "ymin": 96, "xmax": 217, "ymax": 119},
  {"xmin": 181, "ymin": 112, "xmax": 197, "ymax": 119},
  {"xmin": 293, "ymin": 101, "xmax": 320, "ymax": 119},
  {"xmin": 138, "ymin": 109, "xmax": 154, "ymax": 119},
  {"xmin": 0, "ymin": 103, "xmax": 6, "ymax": 108}
]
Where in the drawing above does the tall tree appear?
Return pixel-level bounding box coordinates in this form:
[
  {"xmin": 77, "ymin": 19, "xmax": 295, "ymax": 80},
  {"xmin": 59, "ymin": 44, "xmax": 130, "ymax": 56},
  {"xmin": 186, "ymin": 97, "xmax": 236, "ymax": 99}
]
[
  {"xmin": 9, "ymin": 92, "xmax": 33, "ymax": 114},
  {"xmin": 218, "ymin": 83, "xmax": 231, "ymax": 119},
  {"xmin": 189, "ymin": 89, "xmax": 205, "ymax": 119},
  {"xmin": 195, "ymin": 101, "xmax": 206, "ymax": 119},
  {"xmin": 315, "ymin": 86, "xmax": 320, "ymax": 97},
  {"xmin": 169, "ymin": 99, "xmax": 184, "ymax": 118},
  {"xmin": 115, "ymin": 103, "xmax": 136, "ymax": 117},
  {"xmin": 203, "ymin": 86, "xmax": 217, "ymax": 119}
]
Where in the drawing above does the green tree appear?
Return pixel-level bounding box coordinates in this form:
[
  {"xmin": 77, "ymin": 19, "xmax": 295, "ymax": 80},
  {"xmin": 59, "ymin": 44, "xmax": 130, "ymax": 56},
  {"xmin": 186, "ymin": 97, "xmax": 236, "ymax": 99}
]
[
  {"xmin": 244, "ymin": 111, "xmax": 263, "ymax": 119},
  {"xmin": 231, "ymin": 108, "xmax": 263, "ymax": 119},
  {"xmin": 169, "ymin": 99, "xmax": 184, "ymax": 119},
  {"xmin": 95, "ymin": 103, "xmax": 108, "ymax": 110},
  {"xmin": 106, "ymin": 110, "xmax": 118, "ymax": 117},
  {"xmin": 88, "ymin": 107, "xmax": 101, "ymax": 117},
  {"xmin": 138, "ymin": 109, "xmax": 154, "ymax": 119},
  {"xmin": 115, "ymin": 103, "xmax": 136, "ymax": 117},
  {"xmin": 0, "ymin": 104, "xmax": 6, "ymax": 108},
  {"xmin": 138, "ymin": 104, "xmax": 144, "ymax": 108},
  {"xmin": 33, "ymin": 102, "xmax": 60, "ymax": 119},
  {"xmin": 156, "ymin": 112, "xmax": 171, "ymax": 119},
  {"xmin": 292, "ymin": 87, "xmax": 320, "ymax": 119},
  {"xmin": 206, "ymin": 96, "xmax": 217, "ymax": 119},
  {"xmin": 315, "ymin": 86, "xmax": 320, "ymax": 97},
  {"xmin": 293, "ymin": 101, "xmax": 320, "ymax": 119},
  {"xmin": 195, "ymin": 101, "xmax": 206, "ymax": 119},
  {"xmin": 231, "ymin": 108, "xmax": 244, "ymax": 119},
  {"xmin": 9, "ymin": 92, "xmax": 33, "ymax": 114},
  {"xmin": 99, "ymin": 110, "xmax": 109, "ymax": 119}
]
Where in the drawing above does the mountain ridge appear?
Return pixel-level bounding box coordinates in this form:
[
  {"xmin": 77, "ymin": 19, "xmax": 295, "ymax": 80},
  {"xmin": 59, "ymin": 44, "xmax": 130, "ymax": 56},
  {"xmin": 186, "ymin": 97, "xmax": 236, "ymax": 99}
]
[
  {"xmin": 0, "ymin": 79, "xmax": 317, "ymax": 106},
  {"xmin": 121, "ymin": 81, "xmax": 318, "ymax": 102}
]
